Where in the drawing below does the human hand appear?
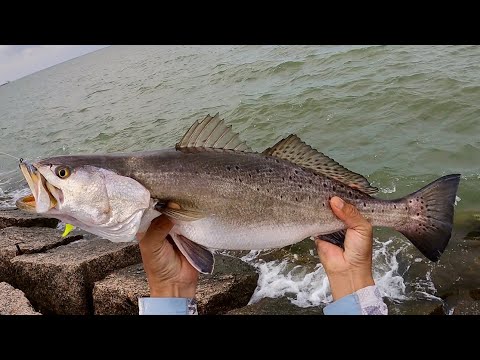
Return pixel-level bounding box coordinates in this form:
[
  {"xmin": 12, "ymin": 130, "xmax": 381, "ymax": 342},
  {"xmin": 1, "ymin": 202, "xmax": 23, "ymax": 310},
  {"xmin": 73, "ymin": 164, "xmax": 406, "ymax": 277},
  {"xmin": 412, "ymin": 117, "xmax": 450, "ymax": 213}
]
[
  {"xmin": 137, "ymin": 216, "xmax": 199, "ymax": 298},
  {"xmin": 315, "ymin": 196, "xmax": 375, "ymax": 301}
]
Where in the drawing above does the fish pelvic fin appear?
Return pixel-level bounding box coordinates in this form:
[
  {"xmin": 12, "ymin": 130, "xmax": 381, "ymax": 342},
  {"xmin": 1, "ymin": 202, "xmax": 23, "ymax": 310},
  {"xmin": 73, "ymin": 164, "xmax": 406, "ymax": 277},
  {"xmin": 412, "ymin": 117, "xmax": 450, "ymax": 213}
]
[
  {"xmin": 396, "ymin": 174, "xmax": 461, "ymax": 262},
  {"xmin": 171, "ymin": 233, "xmax": 215, "ymax": 274}
]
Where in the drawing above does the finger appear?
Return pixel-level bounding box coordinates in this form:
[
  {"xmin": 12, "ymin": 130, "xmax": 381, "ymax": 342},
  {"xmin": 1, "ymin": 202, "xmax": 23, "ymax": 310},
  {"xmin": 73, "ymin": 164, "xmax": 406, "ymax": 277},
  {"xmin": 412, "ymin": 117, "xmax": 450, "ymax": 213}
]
[
  {"xmin": 138, "ymin": 215, "xmax": 174, "ymax": 250},
  {"xmin": 330, "ymin": 196, "xmax": 371, "ymax": 232},
  {"xmin": 315, "ymin": 238, "xmax": 344, "ymax": 264}
]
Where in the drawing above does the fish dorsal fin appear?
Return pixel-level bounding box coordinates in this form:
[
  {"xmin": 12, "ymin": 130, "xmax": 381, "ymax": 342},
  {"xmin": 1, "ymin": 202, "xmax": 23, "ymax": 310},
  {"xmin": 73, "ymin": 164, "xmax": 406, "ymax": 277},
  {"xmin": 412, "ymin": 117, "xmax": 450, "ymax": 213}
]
[
  {"xmin": 263, "ymin": 135, "xmax": 378, "ymax": 194},
  {"xmin": 176, "ymin": 113, "xmax": 251, "ymax": 152}
]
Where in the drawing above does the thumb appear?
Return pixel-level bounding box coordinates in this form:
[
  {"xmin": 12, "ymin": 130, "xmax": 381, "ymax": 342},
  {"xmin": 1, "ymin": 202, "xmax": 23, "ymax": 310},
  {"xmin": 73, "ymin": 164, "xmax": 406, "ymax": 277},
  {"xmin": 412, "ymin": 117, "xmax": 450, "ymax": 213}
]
[
  {"xmin": 330, "ymin": 196, "xmax": 371, "ymax": 231},
  {"xmin": 138, "ymin": 215, "xmax": 174, "ymax": 249}
]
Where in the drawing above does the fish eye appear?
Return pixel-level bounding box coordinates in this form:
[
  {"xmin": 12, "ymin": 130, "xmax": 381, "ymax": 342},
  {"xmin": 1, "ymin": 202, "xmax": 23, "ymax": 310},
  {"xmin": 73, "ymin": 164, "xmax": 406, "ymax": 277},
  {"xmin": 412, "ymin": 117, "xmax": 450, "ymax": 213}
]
[{"xmin": 55, "ymin": 166, "xmax": 71, "ymax": 179}]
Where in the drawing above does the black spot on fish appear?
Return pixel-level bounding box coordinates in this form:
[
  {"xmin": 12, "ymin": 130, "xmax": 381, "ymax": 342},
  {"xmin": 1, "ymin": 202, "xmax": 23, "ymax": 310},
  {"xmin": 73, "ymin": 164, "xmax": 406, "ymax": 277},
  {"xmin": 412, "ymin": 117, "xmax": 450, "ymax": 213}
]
[
  {"xmin": 289, "ymin": 176, "xmax": 293, "ymax": 180},
  {"xmin": 275, "ymin": 159, "xmax": 279, "ymax": 163},
  {"xmin": 372, "ymin": 209, "xmax": 374, "ymax": 213},
  {"xmin": 294, "ymin": 170, "xmax": 298, "ymax": 175},
  {"xmin": 323, "ymin": 183, "xmax": 327, "ymax": 187},
  {"xmin": 226, "ymin": 166, "xmax": 231, "ymax": 171},
  {"xmin": 235, "ymin": 165, "xmax": 239, "ymax": 170},
  {"xmin": 309, "ymin": 179, "xmax": 313, "ymax": 184},
  {"xmin": 363, "ymin": 203, "xmax": 366, "ymax": 207},
  {"xmin": 256, "ymin": 188, "xmax": 260, "ymax": 191},
  {"xmin": 394, "ymin": 205, "xmax": 396, "ymax": 209},
  {"xmin": 295, "ymin": 197, "xmax": 298, "ymax": 202},
  {"xmin": 298, "ymin": 184, "xmax": 302, "ymax": 189},
  {"xmin": 417, "ymin": 213, "xmax": 420, "ymax": 216},
  {"xmin": 256, "ymin": 169, "xmax": 260, "ymax": 173},
  {"xmin": 332, "ymin": 186, "xmax": 336, "ymax": 191}
]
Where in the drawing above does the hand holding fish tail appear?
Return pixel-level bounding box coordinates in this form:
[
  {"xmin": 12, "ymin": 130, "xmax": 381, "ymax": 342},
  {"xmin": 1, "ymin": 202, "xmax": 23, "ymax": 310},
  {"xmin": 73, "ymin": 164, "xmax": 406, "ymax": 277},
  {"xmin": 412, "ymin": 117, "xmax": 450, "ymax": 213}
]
[
  {"xmin": 137, "ymin": 216, "xmax": 199, "ymax": 298},
  {"xmin": 315, "ymin": 196, "xmax": 375, "ymax": 301}
]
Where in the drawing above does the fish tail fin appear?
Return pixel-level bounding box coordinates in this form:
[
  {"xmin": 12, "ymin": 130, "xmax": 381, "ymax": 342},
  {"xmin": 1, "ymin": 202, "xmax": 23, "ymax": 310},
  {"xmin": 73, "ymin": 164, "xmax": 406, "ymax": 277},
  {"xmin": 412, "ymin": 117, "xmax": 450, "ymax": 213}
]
[{"xmin": 396, "ymin": 174, "xmax": 461, "ymax": 262}]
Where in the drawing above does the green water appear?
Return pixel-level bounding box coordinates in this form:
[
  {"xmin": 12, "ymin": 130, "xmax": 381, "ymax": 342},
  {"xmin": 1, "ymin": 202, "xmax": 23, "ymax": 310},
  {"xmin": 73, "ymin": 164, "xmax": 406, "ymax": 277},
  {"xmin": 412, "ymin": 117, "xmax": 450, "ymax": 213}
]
[{"xmin": 1, "ymin": 45, "xmax": 479, "ymax": 309}]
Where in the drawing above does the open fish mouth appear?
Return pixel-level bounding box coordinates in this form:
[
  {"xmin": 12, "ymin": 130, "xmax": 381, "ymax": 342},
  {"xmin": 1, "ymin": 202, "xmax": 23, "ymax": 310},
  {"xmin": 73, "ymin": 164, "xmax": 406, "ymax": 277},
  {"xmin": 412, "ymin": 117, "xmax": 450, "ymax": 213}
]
[{"xmin": 16, "ymin": 161, "xmax": 61, "ymax": 213}]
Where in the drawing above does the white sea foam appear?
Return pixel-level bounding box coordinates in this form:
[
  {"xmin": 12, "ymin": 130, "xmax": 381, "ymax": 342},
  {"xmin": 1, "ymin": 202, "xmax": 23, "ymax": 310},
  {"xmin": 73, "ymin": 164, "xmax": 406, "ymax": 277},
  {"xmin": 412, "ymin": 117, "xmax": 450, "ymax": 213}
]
[
  {"xmin": 0, "ymin": 186, "xmax": 30, "ymax": 208},
  {"xmin": 243, "ymin": 236, "xmax": 439, "ymax": 308},
  {"xmin": 380, "ymin": 184, "xmax": 396, "ymax": 194}
]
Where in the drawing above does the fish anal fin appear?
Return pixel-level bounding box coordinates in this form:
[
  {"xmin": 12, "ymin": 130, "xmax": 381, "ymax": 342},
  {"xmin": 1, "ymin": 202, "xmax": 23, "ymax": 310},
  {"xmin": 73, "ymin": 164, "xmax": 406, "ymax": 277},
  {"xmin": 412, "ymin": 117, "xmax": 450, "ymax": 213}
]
[{"xmin": 315, "ymin": 230, "xmax": 347, "ymax": 248}]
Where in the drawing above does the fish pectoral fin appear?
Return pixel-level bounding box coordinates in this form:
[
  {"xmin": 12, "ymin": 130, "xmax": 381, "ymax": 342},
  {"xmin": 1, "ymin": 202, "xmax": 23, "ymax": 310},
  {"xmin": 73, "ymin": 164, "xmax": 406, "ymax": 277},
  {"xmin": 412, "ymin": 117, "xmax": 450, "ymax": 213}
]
[
  {"xmin": 159, "ymin": 207, "xmax": 205, "ymax": 221},
  {"xmin": 315, "ymin": 230, "xmax": 347, "ymax": 248},
  {"xmin": 263, "ymin": 134, "xmax": 378, "ymax": 195},
  {"xmin": 171, "ymin": 233, "xmax": 215, "ymax": 274}
]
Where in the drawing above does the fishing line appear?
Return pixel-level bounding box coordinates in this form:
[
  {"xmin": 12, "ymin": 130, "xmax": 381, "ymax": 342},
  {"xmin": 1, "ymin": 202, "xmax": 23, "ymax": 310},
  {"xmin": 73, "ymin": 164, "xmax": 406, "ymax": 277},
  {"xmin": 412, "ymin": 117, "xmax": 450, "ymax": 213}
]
[{"xmin": 0, "ymin": 151, "xmax": 21, "ymax": 161}]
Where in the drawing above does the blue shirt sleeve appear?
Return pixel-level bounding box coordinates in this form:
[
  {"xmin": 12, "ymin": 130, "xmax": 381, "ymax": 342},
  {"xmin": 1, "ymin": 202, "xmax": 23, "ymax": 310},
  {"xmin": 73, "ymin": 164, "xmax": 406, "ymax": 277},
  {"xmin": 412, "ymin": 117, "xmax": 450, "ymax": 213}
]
[
  {"xmin": 323, "ymin": 294, "xmax": 362, "ymax": 315},
  {"xmin": 138, "ymin": 298, "xmax": 194, "ymax": 315},
  {"xmin": 323, "ymin": 285, "xmax": 388, "ymax": 315}
]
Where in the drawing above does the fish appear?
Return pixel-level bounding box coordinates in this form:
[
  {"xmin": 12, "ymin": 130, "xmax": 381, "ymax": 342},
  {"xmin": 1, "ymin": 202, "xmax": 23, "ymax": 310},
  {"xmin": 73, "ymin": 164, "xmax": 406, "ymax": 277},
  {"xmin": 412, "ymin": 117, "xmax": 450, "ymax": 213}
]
[{"xmin": 16, "ymin": 113, "xmax": 461, "ymax": 274}]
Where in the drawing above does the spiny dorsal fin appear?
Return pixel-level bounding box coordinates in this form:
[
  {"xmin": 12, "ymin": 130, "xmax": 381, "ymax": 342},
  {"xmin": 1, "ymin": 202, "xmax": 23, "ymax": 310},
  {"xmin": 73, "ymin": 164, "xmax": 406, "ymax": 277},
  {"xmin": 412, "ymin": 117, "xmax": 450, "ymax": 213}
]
[
  {"xmin": 263, "ymin": 135, "xmax": 378, "ymax": 195},
  {"xmin": 176, "ymin": 113, "xmax": 251, "ymax": 152}
]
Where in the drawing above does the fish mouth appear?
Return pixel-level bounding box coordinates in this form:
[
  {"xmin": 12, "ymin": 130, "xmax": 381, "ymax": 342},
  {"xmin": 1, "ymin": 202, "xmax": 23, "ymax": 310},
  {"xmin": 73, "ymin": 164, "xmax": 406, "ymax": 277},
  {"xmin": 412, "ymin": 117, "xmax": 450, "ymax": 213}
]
[{"xmin": 16, "ymin": 162, "xmax": 61, "ymax": 213}]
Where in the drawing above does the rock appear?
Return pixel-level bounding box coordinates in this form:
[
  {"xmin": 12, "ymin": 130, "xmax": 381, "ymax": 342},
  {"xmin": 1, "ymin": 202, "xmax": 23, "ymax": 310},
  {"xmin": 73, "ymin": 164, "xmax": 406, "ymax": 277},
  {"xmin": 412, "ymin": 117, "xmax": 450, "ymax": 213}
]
[
  {"xmin": 469, "ymin": 289, "xmax": 480, "ymax": 300},
  {"xmin": 0, "ymin": 282, "xmax": 40, "ymax": 315},
  {"xmin": 93, "ymin": 263, "xmax": 148, "ymax": 315},
  {"xmin": 11, "ymin": 238, "xmax": 141, "ymax": 315},
  {"xmin": 226, "ymin": 296, "xmax": 324, "ymax": 315},
  {"xmin": 443, "ymin": 288, "xmax": 480, "ymax": 315},
  {"xmin": 0, "ymin": 226, "xmax": 82, "ymax": 283},
  {"xmin": 384, "ymin": 298, "xmax": 445, "ymax": 315},
  {"xmin": 93, "ymin": 254, "xmax": 259, "ymax": 315},
  {"xmin": 196, "ymin": 254, "xmax": 259, "ymax": 315},
  {"xmin": 452, "ymin": 300, "xmax": 480, "ymax": 315},
  {"xmin": 0, "ymin": 208, "xmax": 59, "ymax": 229}
]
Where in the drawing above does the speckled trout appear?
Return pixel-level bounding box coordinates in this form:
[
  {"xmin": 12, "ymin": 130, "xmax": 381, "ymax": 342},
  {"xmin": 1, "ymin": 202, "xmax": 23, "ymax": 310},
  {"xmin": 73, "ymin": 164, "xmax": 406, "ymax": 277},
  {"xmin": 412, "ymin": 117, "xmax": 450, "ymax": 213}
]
[{"xmin": 16, "ymin": 114, "xmax": 461, "ymax": 273}]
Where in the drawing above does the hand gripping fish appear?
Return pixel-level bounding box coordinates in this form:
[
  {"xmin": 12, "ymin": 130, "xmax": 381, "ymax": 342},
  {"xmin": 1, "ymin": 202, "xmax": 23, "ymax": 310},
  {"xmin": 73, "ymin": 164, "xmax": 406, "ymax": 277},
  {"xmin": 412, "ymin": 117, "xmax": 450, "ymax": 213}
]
[{"xmin": 16, "ymin": 114, "xmax": 461, "ymax": 274}]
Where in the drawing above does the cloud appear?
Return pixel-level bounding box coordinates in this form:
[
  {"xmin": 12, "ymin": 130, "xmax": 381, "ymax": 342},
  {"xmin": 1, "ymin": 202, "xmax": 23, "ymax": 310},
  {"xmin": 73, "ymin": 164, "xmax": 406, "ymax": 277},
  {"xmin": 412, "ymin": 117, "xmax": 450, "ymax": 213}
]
[{"xmin": 0, "ymin": 45, "xmax": 108, "ymax": 84}]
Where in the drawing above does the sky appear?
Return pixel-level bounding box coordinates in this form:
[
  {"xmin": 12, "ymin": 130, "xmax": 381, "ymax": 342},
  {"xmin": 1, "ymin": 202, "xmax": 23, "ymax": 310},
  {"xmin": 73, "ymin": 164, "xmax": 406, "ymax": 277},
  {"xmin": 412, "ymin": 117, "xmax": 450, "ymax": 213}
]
[{"xmin": 0, "ymin": 45, "xmax": 109, "ymax": 84}]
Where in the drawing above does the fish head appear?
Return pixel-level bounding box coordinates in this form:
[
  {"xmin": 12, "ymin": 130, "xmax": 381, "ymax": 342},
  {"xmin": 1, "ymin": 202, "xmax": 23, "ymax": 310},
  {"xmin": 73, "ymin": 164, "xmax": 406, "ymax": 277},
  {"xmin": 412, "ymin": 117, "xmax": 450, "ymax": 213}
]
[{"xmin": 16, "ymin": 158, "xmax": 152, "ymax": 242}]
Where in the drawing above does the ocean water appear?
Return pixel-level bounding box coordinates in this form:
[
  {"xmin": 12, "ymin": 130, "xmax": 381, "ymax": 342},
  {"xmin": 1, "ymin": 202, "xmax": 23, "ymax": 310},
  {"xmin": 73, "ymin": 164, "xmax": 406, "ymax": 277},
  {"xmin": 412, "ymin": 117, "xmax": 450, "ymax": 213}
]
[{"xmin": 1, "ymin": 45, "xmax": 479, "ymax": 311}]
